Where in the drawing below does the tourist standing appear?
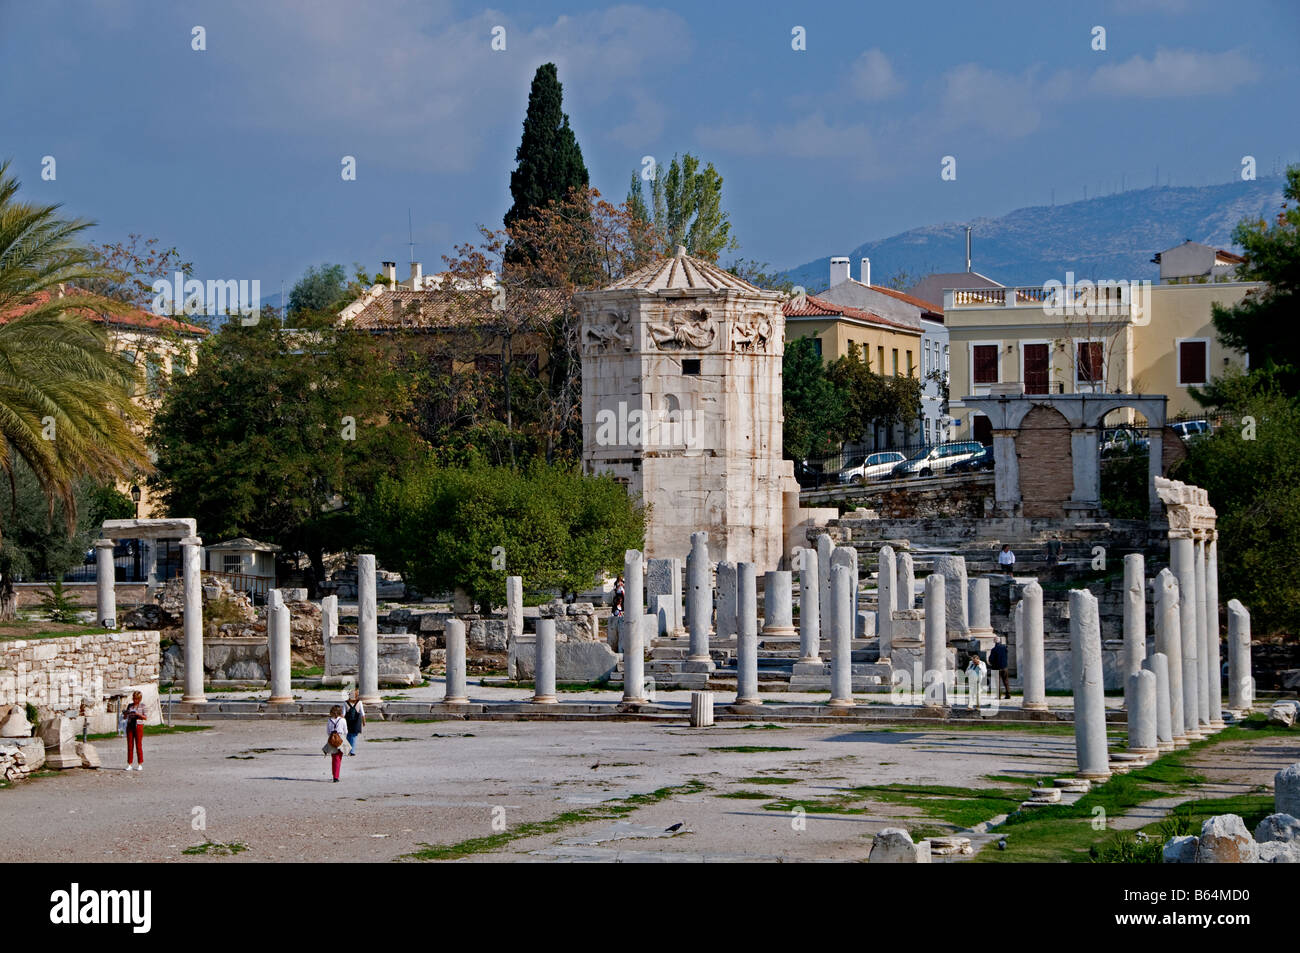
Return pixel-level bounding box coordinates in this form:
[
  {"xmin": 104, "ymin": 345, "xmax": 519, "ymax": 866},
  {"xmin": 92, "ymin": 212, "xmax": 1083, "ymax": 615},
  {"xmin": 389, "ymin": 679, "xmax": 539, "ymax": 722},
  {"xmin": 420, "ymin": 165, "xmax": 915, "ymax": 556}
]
[
  {"xmin": 998, "ymin": 545, "xmax": 1015, "ymax": 569},
  {"xmin": 344, "ymin": 690, "xmax": 365, "ymax": 755},
  {"xmin": 124, "ymin": 690, "xmax": 148, "ymax": 771},
  {"xmin": 988, "ymin": 638, "xmax": 1011, "ymax": 699},
  {"xmin": 612, "ymin": 575, "xmax": 625, "ymax": 618},
  {"xmin": 323, "ymin": 705, "xmax": 351, "ymax": 782},
  {"xmin": 966, "ymin": 652, "xmax": 987, "ymax": 708}
]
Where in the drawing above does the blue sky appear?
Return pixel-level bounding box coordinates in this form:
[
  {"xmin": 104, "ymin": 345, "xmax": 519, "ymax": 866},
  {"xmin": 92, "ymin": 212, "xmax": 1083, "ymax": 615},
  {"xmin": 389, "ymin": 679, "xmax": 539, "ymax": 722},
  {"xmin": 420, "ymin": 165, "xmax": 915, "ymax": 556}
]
[{"xmin": 3, "ymin": 0, "xmax": 1298, "ymax": 298}]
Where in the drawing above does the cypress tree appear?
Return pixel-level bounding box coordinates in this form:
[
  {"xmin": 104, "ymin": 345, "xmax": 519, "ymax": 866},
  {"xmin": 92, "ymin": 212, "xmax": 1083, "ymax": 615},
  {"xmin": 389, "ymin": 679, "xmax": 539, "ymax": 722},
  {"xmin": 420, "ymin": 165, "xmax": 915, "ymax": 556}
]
[{"xmin": 504, "ymin": 63, "xmax": 589, "ymax": 232}]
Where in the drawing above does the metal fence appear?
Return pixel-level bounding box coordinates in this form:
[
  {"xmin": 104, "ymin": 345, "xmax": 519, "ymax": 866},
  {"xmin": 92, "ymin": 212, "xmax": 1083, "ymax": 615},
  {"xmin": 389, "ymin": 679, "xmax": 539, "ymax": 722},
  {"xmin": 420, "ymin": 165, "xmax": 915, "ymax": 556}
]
[{"xmin": 29, "ymin": 540, "xmax": 180, "ymax": 585}]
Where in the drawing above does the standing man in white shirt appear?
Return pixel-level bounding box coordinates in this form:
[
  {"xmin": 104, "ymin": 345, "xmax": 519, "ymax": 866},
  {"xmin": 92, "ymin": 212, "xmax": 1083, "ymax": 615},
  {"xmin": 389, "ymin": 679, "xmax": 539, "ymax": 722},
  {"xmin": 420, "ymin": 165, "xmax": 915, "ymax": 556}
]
[{"xmin": 998, "ymin": 545, "xmax": 1016, "ymax": 570}]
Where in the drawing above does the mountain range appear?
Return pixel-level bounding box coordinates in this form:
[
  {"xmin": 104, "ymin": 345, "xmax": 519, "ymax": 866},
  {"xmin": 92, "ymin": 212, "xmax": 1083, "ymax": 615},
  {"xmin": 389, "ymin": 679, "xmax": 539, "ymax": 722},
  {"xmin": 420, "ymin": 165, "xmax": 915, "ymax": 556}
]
[{"xmin": 779, "ymin": 176, "xmax": 1287, "ymax": 296}]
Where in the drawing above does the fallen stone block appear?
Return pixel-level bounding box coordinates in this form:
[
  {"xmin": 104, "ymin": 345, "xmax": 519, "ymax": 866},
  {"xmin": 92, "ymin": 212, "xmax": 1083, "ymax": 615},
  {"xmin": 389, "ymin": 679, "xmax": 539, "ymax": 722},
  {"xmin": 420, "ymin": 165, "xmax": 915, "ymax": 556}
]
[
  {"xmin": 1195, "ymin": 814, "xmax": 1259, "ymax": 863},
  {"xmin": 869, "ymin": 828, "xmax": 930, "ymax": 863},
  {"xmin": 1257, "ymin": 840, "xmax": 1300, "ymax": 863},
  {"xmin": 1254, "ymin": 813, "xmax": 1300, "ymax": 845},
  {"xmin": 0, "ymin": 705, "xmax": 31, "ymax": 738},
  {"xmin": 75, "ymin": 741, "xmax": 101, "ymax": 769},
  {"xmin": 1277, "ymin": 763, "xmax": 1300, "ymax": 818},
  {"xmin": 1028, "ymin": 788, "xmax": 1062, "ymax": 802},
  {"xmin": 1267, "ymin": 702, "xmax": 1298, "ymax": 728},
  {"xmin": 1162, "ymin": 835, "xmax": 1198, "ymax": 863},
  {"xmin": 927, "ymin": 836, "xmax": 972, "ymax": 856}
]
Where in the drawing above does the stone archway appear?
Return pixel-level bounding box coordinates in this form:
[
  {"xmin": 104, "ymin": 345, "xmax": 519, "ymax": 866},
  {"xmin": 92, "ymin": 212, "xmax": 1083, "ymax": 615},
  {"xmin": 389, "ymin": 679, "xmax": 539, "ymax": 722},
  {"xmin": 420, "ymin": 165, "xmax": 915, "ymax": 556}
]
[{"xmin": 1018, "ymin": 405, "xmax": 1073, "ymax": 518}]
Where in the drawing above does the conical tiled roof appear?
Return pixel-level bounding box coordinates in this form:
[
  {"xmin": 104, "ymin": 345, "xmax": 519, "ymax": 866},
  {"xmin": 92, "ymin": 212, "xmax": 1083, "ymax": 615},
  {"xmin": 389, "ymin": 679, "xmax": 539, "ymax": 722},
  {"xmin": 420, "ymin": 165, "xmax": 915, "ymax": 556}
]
[{"xmin": 603, "ymin": 245, "xmax": 761, "ymax": 293}]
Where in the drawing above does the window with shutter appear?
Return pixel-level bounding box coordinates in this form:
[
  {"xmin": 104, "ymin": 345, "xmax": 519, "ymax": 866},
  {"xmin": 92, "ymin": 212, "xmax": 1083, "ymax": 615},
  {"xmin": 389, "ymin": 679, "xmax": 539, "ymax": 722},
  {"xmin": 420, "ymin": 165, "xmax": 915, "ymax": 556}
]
[
  {"xmin": 1077, "ymin": 342, "xmax": 1104, "ymax": 383},
  {"xmin": 973, "ymin": 345, "xmax": 999, "ymax": 384},
  {"xmin": 1178, "ymin": 340, "xmax": 1208, "ymax": 385}
]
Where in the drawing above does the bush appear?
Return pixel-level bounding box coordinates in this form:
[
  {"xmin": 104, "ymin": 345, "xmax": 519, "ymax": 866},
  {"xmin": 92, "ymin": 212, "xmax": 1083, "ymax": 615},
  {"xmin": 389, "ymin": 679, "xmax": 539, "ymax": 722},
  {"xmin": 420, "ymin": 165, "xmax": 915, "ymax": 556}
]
[
  {"xmin": 37, "ymin": 580, "xmax": 81, "ymax": 624},
  {"xmin": 362, "ymin": 458, "xmax": 645, "ymax": 611}
]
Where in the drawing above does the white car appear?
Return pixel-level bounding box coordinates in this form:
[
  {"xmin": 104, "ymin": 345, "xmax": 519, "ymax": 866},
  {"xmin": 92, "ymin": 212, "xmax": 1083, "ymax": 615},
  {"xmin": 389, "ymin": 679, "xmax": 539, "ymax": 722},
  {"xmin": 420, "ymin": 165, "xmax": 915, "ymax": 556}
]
[{"xmin": 838, "ymin": 451, "xmax": 907, "ymax": 485}]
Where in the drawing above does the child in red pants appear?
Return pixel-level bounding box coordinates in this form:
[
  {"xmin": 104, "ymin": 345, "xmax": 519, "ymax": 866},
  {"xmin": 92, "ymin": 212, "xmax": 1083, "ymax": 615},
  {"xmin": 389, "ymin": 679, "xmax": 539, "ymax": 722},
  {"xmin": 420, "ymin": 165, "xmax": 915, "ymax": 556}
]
[
  {"xmin": 322, "ymin": 706, "xmax": 351, "ymax": 781},
  {"xmin": 124, "ymin": 690, "xmax": 147, "ymax": 771}
]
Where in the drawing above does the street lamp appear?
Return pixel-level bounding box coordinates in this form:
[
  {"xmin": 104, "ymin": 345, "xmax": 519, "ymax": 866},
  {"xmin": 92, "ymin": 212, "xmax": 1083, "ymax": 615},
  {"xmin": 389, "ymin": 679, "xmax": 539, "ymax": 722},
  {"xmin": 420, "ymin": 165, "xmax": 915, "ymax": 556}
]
[{"xmin": 130, "ymin": 484, "xmax": 141, "ymax": 518}]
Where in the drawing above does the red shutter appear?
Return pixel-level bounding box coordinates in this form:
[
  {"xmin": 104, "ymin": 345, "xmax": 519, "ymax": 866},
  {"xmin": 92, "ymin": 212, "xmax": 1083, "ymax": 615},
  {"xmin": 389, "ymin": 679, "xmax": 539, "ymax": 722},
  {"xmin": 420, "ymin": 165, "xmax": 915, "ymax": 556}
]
[
  {"xmin": 1179, "ymin": 340, "xmax": 1207, "ymax": 385},
  {"xmin": 973, "ymin": 345, "xmax": 999, "ymax": 384},
  {"xmin": 1077, "ymin": 342, "xmax": 1103, "ymax": 382}
]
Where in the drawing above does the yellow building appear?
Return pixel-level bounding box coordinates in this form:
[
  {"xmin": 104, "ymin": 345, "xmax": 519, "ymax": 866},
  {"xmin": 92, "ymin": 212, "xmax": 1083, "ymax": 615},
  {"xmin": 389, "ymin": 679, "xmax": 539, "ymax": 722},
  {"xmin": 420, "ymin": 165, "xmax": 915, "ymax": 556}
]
[
  {"xmin": 943, "ymin": 279, "xmax": 1260, "ymax": 440},
  {"xmin": 782, "ymin": 293, "xmax": 921, "ymax": 376}
]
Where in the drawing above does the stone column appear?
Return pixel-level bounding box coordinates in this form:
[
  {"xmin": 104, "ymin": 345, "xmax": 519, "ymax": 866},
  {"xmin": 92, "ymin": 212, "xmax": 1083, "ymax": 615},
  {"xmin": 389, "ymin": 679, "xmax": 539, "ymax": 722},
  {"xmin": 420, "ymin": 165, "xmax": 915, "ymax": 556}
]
[
  {"xmin": 268, "ymin": 589, "xmax": 292, "ymax": 704},
  {"xmin": 1070, "ymin": 589, "xmax": 1110, "ymax": 780},
  {"xmin": 1143, "ymin": 652, "xmax": 1174, "ymax": 750},
  {"xmin": 1227, "ymin": 599, "xmax": 1252, "ymax": 713},
  {"xmin": 897, "ymin": 551, "xmax": 915, "ymax": 611},
  {"xmin": 1170, "ymin": 537, "xmax": 1200, "ymax": 738},
  {"xmin": 321, "ymin": 595, "xmax": 338, "ymax": 647},
  {"xmin": 1194, "ymin": 537, "xmax": 1212, "ymax": 729},
  {"xmin": 181, "ymin": 536, "xmax": 205, "ymax": 703},
  {"xmin": 816, "ymin": 534, "xmax": 833, "ymax": 642},
  {"xmin": 1205, "ymin": 536, "xmax": 1224, "ymax": 727},
  {"xmin": 94, "ymin": 539, "xmax": 116, "ymax": 629},
  {"xmin": 670, "ymin": 557, "xmax": 685, "ymax": 637},
  {"xmin": 798, "ymin": 547, "xmax": 820, "ymax": 663},
  {"xmin": 828, "ymin": 563, "xmax": 855, "ymax": 707},
  {"xmin": 1122, "ymin": 554, "xmax": 1146, "ymax": 709},
  {"xmin": 444, "ymin": 618, "xmax": 469, "ymax": 704},
  {"xmin": 715, "ymin": 561, "xmax": 738, "ymax": 641},
  {"xmin": 991, "ymin": 429, "xmax": 1021, "ymax": 514},
  {"xmin": 923, "ymin": 573, "xmax": 947, "ymax": 707},
  {"xmin": 762, "ymin": 570, "xmax": 795, "ymax": 638},
  {"xmin": 1127, "ymin": 669, "xmax": 1158, "ymax": 756},
  {"xmin": 624, "ymin": 551, "xmax": 643, "ymax": 622},
  {"xmin": 357, "ymin": 553, "xmax": 380, "ymax": 705},
  {"xmin": 1020, "ymin": 580, "xmax": 1047, "ymax": 711},
  {"xmin": 967, "ymin": 577, "xmax": 993, "ymax": 651},
  {"xmin": 1154, "ymin": 568, "xmax": 1187, "ymax": 745},
  {"xmin": 621, "ymin": 613, "xmax": 648, "ymax": 704},
  {"xmin": 736, "ymin": 562, "xmax": 761, "ymax": 705},
  {"xmin": 506, "ymin": 575, "xmax": 524, "ymax": 646},
  {"xmin": 934, "ymin": 555, "xmax": 969, "ymax": 642},
  {"xmin": 685, "ymin": 532, "xmax": 714, "ymax": 669},
  {"xmin": 533, "ymin": 618, "xmax": 557, "ymax": 704},
  {"xmin": 877, "ymin": 545, "xmax": 896, "ymax": 657}
]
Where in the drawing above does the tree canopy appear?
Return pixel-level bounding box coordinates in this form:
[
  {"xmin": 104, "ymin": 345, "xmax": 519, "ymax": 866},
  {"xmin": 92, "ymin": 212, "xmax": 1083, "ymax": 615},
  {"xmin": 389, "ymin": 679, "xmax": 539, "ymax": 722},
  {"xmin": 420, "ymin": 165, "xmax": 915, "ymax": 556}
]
[
  {"xmin": 627, "ymin": 153, "xmax": 735, "ymax": 262},
  {"xmin": 503, "ymin": 63, "xmax": 589, "ymax": 235}
]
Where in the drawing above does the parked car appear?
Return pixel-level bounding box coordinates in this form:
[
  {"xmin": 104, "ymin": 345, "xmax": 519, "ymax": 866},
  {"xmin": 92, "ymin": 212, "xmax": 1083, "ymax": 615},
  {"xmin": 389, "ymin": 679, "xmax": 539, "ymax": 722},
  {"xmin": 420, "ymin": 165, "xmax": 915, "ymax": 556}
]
[
  {"xmin": 1100, "ymin": 426, "xmax": 1150, "ymax": 454},
  {"xmin": 793, "ymin": 458, "xmax": 828, "ymax": 489},
  {"xmin": 891, "ymin": 441, "xmax": 986, "ymax": 478},
  {"xmin": 838, "ymin": 451, "xmax": 907, "ymax": 484},
  {"xmin": 1171, "ymin": 420, "xmax": 1212, "ymax": 442},
  {"xmin": 950, "ymin": 444, "xmax": 994, "ymax": 473}
]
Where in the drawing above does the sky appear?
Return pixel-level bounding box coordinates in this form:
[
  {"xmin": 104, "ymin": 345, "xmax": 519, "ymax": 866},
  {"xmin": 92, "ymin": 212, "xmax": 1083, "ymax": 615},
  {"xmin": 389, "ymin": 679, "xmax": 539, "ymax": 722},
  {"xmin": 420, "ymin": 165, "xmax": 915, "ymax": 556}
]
[{"xmin": 3, "ymin": 0, "xmax": 1298, "ymax": 300}]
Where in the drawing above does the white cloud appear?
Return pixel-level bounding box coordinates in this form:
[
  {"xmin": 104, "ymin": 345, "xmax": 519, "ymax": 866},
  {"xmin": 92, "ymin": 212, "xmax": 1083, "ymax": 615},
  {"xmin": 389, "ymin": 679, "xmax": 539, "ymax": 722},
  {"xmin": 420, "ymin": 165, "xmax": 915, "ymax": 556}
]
[
  {"xmin": 847, "ymin": 49, "xmax": 903, "ymax": 101},
  {"xmin": 1088, "ymin": 48, "xmax": 1260, "ymax": 98}
]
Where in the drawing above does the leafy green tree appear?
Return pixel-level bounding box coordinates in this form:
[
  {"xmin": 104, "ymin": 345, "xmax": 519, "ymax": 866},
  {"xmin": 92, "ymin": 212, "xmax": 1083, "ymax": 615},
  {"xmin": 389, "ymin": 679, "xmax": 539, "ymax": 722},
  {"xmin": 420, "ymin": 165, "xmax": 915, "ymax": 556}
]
[
  {"xmin": 287, "ymin": 263, "xmax": 350, "ymax": 317},
  {"xmin": 628, "ymin": 154, "xmax": 736, "ymax": 262},
  {"xmin": 826, "ymin": 343, "xmax": 923, "ymax": 440},
  {"xmin": 149, "ymin": 311, "xmax": 423, "ymax": 594},
  {"xmin": 362, "ymin": 457, "xmax": 644, "ymax": 611},
  {"xmin": 783, "ymin": 336, "xmax": 847, "ymax": 459},
  {"xmin": 504, "ymin": 63, "xmax": 589, "ymax": 236},
  {"xmin": 1197, "ymin": 165, "xmax": 1300, "ymax": 403},
  {"xmin": 0, "ymin": 159, "xmax": 151, "ymax": 618},
  {"xmin": 1172, "ymin": 383, "xmax": 1300, "ymax": 634}
]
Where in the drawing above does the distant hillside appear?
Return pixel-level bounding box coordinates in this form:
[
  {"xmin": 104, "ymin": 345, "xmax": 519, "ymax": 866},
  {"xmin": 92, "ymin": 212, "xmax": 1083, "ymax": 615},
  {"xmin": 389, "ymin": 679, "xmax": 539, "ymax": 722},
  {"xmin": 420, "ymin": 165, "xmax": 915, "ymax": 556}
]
[{"xmin": 780, "ymin": 176, "xmax": 1286, "ymax": 296}]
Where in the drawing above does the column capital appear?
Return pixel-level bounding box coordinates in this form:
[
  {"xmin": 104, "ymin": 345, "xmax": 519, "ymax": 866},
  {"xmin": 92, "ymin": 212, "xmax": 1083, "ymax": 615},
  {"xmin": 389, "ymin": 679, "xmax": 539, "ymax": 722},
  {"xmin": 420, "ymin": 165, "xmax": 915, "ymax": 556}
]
[
  {"xmin": 94, "ymin": 538, "xmax": 116, "ymax": 549},
  {"xmin": 180, "ymin": 535, "xmax": 203, "ymax": 547},
  {"xmin": 1167, "ymin": 529, "xmax": 1194, "ymax": 540}
]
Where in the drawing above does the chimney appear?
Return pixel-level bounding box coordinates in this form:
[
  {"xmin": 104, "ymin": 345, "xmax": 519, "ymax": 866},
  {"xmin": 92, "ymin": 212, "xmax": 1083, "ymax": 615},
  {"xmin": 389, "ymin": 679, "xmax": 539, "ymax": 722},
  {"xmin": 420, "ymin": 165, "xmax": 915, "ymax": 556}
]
[
  {"xmin": 965, "ymin": 226, "xmax": 972, "ymax": 273},
  {"xmin": 382, "ymin": 261, "xmax": 396, "ymax": 290},
  {"xmin": 829, "ymin": 257, "xmax": 850, "ymax": 287},
  {"xmin": 410, "ymin": 261, "xmax": 422, "ymax": 291},
  {"xmin": 861, "ymin": 257, "xmax": 871, "ymax": 287}
]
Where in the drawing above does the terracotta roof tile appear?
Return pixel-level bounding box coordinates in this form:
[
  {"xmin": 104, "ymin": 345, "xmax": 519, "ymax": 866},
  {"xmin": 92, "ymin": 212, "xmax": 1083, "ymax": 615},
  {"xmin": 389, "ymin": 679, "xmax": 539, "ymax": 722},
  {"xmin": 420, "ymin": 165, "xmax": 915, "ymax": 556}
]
[
  {"xmin": 0, "ymin": 288, "xmax": 208, "ymax": 335},
  {"xmin": 782, "ymin": 293, "xmax": 921, "ymax": 335}
]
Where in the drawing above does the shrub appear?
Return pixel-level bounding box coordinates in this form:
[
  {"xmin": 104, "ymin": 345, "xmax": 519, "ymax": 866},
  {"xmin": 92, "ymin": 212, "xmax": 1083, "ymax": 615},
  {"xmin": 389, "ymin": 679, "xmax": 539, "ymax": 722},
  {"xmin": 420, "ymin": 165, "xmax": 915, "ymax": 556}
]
[{"xmin": 37, "ymin": 580, "xmax": 81, "ymax": 624}]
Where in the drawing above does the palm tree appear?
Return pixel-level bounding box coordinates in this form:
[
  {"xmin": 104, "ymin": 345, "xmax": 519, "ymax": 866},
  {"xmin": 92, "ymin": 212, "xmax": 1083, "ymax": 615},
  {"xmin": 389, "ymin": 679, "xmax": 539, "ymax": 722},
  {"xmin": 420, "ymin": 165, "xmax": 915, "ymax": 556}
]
[{"xmin": 0, "ymin": 159, "xmax": 151, "ymax": 618}]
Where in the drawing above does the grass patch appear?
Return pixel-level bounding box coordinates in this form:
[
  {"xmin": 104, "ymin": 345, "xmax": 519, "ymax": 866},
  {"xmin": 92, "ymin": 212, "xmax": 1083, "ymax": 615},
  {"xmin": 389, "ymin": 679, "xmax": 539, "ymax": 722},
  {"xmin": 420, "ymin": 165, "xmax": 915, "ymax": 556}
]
[
  {"xmin": 974, "ymin": 718, "xmax": 1288, "ymax": 863},
  {"xmin": 182, "ymin": 841, "xmax": 248, "ymax": 856},
  {"xmin": 762, "ymin": 780, "xmax": 1024, "ymax": 827},
  {"xmin": 87, "ymin": 724, "xmax": 211, "ymax": 741},
  {"xmin": 715, "ymin": 790, "xmax": 775, "ymax": 799},
  {"xmin": 401, "ymin": 779, "xmax": 709, "ymax": 861},
  {"xmin": 291, "ymin": 666, "xmax": 324, "ymax": 678},
  {"xmin": 368, "ymin": 736, "xmax": 420, "ymax": 743},
  {"xmin": 708, "ymin": 745, "xmax": 804, "ymax": 753},
  {"xmin": 737, "ymin": 776, "xmax": 799, "ymax": 785},
  {"xmin": 865, "ymin": 723, "xmax": 1078, "ymax": 736}
]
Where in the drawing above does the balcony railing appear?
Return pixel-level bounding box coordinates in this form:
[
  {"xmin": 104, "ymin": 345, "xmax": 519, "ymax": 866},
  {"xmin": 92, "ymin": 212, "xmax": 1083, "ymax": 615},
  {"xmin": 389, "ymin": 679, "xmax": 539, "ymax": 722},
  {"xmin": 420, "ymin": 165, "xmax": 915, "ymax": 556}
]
[{"xmin": 946, "ymin": 285, "xmax": 1134, "ymax": 313}]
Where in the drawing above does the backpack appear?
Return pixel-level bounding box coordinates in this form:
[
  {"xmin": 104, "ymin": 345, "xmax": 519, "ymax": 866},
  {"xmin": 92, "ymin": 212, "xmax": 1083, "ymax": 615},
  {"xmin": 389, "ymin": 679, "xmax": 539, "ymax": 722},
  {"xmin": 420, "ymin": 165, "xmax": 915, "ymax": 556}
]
[{"xmin": 345, "ymin": 703, "xmax": 362, "ymax": 733}]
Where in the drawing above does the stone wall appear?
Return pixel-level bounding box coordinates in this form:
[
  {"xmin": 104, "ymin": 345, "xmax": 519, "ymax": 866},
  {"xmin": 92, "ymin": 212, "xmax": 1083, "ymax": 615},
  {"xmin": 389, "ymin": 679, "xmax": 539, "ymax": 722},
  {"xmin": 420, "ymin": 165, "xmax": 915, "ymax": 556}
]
[
  {"xmin": 0, "ymin": 630, "xmax": 160, "ymax": 714},
  {"xmin": 14, "ymin": 582, "xmax": 148, "ymax": 608},
  {"xmin": 1018, "ymin": 405, "xmax": 1073, "ymax": 518},
  {"xmin": 323, "ymin": 634, "xmax": 421, "ymax": 686}
]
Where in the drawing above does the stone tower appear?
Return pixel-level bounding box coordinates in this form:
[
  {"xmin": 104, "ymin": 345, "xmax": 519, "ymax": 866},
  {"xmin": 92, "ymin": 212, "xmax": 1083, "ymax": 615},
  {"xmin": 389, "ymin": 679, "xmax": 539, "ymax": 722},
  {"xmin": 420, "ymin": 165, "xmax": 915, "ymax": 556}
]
[{"xmin": 576, "ymin": 246, "xmax": 799, "ymax": 569}]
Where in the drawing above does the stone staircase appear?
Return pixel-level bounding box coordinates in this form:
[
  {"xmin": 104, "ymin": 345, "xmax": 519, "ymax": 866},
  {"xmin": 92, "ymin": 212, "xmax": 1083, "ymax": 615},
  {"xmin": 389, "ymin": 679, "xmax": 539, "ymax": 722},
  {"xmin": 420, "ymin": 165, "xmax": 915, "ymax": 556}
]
[{"xmin": 606, "ymin": 633, "xmax": 893, "ymax": 694}]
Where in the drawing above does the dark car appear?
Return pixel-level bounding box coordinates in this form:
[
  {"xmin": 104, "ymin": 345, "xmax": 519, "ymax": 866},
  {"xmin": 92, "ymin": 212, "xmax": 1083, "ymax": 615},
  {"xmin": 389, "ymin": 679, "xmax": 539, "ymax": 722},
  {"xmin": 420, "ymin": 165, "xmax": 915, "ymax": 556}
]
[{"xmin": 950, "ymin": 444, "xmax": 994, "ymax": 473}]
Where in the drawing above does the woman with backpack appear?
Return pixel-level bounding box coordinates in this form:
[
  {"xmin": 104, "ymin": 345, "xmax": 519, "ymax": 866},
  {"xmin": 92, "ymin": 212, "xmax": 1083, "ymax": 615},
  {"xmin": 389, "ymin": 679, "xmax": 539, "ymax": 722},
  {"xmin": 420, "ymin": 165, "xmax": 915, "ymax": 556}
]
[
  {"xmin": 123, "ymin": 690, "xmax": 148, "ymax": 771},
  {"xmin": 344, "ymin": 690, "xmax": 365, "ymax": 755},
  {"xmin": 322, "ymin": 705, "xmax": 351, "ymax": 782}
]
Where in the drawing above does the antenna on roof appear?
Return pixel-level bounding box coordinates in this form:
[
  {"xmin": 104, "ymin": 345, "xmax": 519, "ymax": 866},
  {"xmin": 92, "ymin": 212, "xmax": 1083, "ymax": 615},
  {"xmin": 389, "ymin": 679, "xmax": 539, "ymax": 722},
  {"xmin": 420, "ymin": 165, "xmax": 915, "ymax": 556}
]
[
  {"xmin": 408, "ymin": 209, "xmax": 416, "ymax": 265},
  {"xmin": 965, "ymin": 226, "xmax": 972, "ymax": 273}
]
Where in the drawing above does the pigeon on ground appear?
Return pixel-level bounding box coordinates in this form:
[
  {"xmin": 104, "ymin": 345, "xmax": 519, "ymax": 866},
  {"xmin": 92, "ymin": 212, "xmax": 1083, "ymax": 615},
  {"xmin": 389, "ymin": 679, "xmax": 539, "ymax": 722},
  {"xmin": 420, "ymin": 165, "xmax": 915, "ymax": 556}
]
[
  {"xmin": 665, "ymin": 823, "xmax": 684, "ymax": 833},
  {"xmin": 997, "ymin": 838, "xmax": 1007, "ymax": 851}
]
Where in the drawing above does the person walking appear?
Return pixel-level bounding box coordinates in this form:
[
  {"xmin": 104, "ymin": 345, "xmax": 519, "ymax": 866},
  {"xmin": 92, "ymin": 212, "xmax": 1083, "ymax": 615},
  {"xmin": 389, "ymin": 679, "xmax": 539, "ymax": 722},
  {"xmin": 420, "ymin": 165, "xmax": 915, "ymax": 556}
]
[
  {"xmin": 322, "ymin": 705, "xmax": 351, "ymax": 782},
  {"xmin": 988, "ymin": 638, "xmax": 1012, "ymax": 699},
  {"xmin": 966, "ymin": 652, "xmax": 987, "ymax": 709},
  {"xmin": 998, "ymin": 544, "xmax": 1016, "ymax": 569},
  {"xmin": 123, "ymin": 690, "xmax": 148, "ymax": 771},
  {"xmin": 344, "ymin": 690, "xmax": 365, "ymax": 756},
  {"xmin": 612, "ymin": 575, "xmax": 625, "ymax": 618}
]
